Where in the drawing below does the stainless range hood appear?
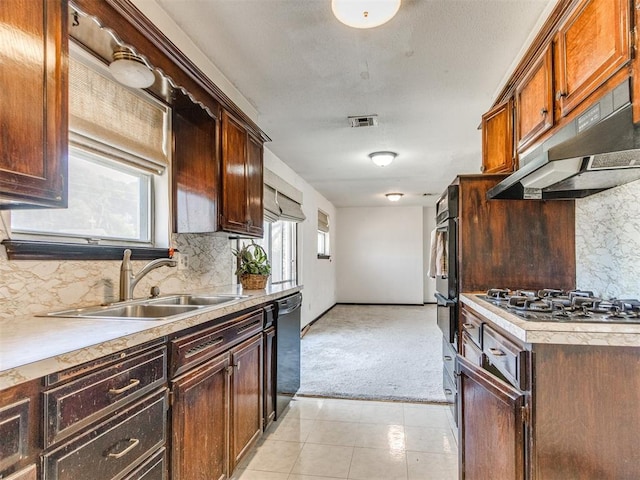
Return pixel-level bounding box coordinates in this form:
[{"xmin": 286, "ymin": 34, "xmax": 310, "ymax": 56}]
[{"xmin": 487, "ymin": 82, "xmax": 640, "ymax": 200}]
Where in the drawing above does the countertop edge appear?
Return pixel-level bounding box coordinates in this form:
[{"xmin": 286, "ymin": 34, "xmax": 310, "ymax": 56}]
[
  {"xmin": 0, "ymin": 284, "xmax": 302, "ymax": 390},
  {"xmin": 460, "ymin": 293, "xmax": 640, "ymax": 347}
]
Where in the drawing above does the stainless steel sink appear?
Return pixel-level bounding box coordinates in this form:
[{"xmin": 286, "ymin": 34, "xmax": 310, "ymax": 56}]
[
  {"xmin": 150, "ymin": 294, "xmax": 246, "ymax": 306},
  {"xmin": 43, "ymin": 294, "xmax": 248, "ymax": 320}
]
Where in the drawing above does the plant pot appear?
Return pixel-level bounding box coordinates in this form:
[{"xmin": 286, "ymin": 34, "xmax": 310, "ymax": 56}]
[{"xmin": 240, "ymin": 274, "xmax": 269, "ymax": 290}]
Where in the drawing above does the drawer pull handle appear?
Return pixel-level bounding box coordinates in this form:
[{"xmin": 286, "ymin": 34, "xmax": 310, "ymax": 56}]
[
  {"xmin": 444, "ymin": 389, "xmax": 453, "ymax": 395},
  {"xmin": 462, "ymin": 323, "xmax": 475, "ymax": 330},
  {"xmin": 236, "ymin": 320, "xmax": 261, "ymax": 334},
  {"xmin": 107, "ymin": 438, "xmax": 139, "ymax": 459},
  {"xmin": 186, "ymin": 337, "xmax": 224, "ymax": 357},
  {"xmin": 488, "ymin": 347, "xmax": 506, "ymax": 357},
  {"xmin": 234, "ymin": 361, "xmax": 241, "ymax": 372},
  {"xmin": 444, "ymin": 355, "xmax": 453, "ymax": 361},
  {"xmin": 109, "ymin": 379, "xmax": 140, "ymax": 395}
]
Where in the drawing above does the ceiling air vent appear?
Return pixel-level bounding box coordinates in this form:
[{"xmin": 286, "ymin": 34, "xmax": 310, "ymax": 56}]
[{"xmin": 348, "ymin": 115, "xmax": 378, "ymax": 128}]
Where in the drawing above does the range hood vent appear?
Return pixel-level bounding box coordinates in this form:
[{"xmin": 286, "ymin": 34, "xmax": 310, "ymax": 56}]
[
  {"xmin": 487, "ymin": 82, "xmax": 640, "ymax": 200},
  {"xmin": 348, "ymin": 114, "xmax": 378, "ymax": 128}
]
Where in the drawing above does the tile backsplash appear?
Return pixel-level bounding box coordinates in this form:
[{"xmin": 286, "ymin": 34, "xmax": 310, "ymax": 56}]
[
  {"xmin": 575, "ymin": 179, "xmax": 640, "ymax": 298},
  {"xmin": 0, "ymin": 233, "xmax": 233, "ymax": 319}
]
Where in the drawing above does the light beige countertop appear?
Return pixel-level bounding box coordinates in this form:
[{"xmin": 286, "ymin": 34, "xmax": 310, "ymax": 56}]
[
  {"xmin": 0, "ymin": 283, "xmax": 302, "ymax": 390},
  {"xmin": 461, "ymin": 293, "xmax": 640, "ymax": 347}
]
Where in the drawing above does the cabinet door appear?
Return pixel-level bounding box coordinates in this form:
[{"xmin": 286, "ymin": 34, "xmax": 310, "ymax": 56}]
[
  {"xmin": 516, "ymin": 44, "xmax": 554, "ymax": 152},
  {"xmin": 555, "ymin": 0, "xmax": 630, "ymax": 117},
  {"xmin": 458, "ymin": 356, "xmax": 527, "ymax": 480},
  {"xmin": 171, "ymin": 355, "xmax": 230, "ymax": 480},
  {"xmin": 246, "ymin": 133, "xmax": 264, "ymax": 237},
  {"xmin": 230, "ymin": 334, "xmax": 263, "ymax": 470},
  {"xmin": 220, "ymin": 110, "xmax": 249, "ymax": 234},
  {"xmin": 263, "ymin": 326, "xmax": 276, "ymax": 429},
  {"xmin": 173, "ymin": 101, "xmax": 219, "ymax": 233},
  {"xmin": 0, "ymin": 0, "xmax": 68, "ymax": 208},
  {"xmin": 481, "ymin": 99, "xmax": 514, "ymax": 174}
]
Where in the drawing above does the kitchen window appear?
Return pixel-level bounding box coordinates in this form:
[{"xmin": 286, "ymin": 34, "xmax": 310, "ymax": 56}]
[
  {"xmin": 9, "ymin": 44, "xmax": 171, "ymax": 253},
  {"xmin": 234, "ymin": 220, "xmax": 297, "ymax": 285}
]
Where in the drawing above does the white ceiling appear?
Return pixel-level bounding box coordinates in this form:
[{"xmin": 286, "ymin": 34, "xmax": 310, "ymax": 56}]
[{"xmin": 156, "ymin": 0, "xmax": 554, "ymax": 207}]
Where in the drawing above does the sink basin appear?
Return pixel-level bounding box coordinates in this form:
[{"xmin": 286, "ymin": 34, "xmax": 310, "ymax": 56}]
[
  {"xmin": 43, "ymin": 294, "xmax": 248, "ymax": 320},
  {"xmin": 150, "ymin": 294, "xmax": 247, "ymax": 306},
  {"xmin": 81, "ymin": 304, "xmax": 201, "ymax": 319}
]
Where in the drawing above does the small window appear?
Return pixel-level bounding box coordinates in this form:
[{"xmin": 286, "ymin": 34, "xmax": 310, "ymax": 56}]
[
  {"xmin": 317, "ymin": 210, "xmax": 330, "ymax": 259},
  {"xmin": 235, "ymin": 220, "xmax": 297, "ymax": 285}
]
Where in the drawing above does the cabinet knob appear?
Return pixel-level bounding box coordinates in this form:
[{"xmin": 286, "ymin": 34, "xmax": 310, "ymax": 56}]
[
  {"xmin": 555, "ymin": 91, "xmax": 567, "ymax": 100},
  {"xmin": 540, "ymin": 108, "xmax": 548, "ymax": 116}
]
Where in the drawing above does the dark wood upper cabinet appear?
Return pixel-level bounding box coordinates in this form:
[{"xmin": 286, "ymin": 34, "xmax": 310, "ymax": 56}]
[
  {"xmin": 515, "ymin": 44, "xmax": 554, "ymax": 153},
  {"xmin": 555, "ymin": 0, "xmax": 631, "ymax": 118},
  {"xmin": 481, "ymin": 99, "xmax": 515, "ymax": 174},
  {"xmin": 173, "ymin": 97, "xmax": 220, "ymax": 234},
  {"xmin": 0, "ymin": 0, "xmax": 68, "ymax": 209},
  {"xmin": 220, "ymin": 110, "xmax": 264, "ymax": 238}
]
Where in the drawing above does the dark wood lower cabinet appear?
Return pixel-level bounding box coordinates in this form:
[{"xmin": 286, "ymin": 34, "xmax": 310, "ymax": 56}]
[
  {"xmin": 171, "ymin": 355, "xmax": 230, "ymax": 480},
  {"xmin": 458, "ymin": 356, "xmax": 527, "ymax": 480},
  {"xmin": 230, "ymin": 334, "xmax": 263, "ymax": 471}
]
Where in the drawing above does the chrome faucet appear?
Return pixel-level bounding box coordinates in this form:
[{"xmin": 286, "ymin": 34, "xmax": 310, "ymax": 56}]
[{"xmin": 119, "ymin": 249, "xmax": 177, "ymax": 301}]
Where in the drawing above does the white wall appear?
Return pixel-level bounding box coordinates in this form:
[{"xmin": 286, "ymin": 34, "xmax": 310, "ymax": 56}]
[
  {"xmin": 264, "ymin": 150, "xmax": 337, "ymax": 328},
  {"xmin": 422, "ymin": 206, "xmax": 437, "ymax": 303},
  {"xmin": 336, "ymin": 206, "xmax": 424, "ymax": 304}
]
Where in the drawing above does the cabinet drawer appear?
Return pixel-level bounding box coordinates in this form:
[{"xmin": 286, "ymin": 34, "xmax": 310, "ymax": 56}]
[
  {"xmin": 442, "ymin": 337, "xmax": 456, "ymax": 382},
  {"xmin": 461, "ymin": 332, "xmax": 483, "ymax": 366},
  {"xmin": 0, "ymin": 399, "xmax": 29, "ymax": 473},
  {"xmin": 44, "ymin": 346, "xmax": 166, "ymax": 446},
  {"xmin": 483, "ymin": 325, "xmax": 528, "ymax": 390},
  {"xmin": 172, "ymin": 309, "xmax": 264, "ymax": 377},
  {"xmin": 460, "ymin": 306, "xmax": 482, "ymax": 348},
  {"xmin": 43, "ymin": 390, "xmax": 167, "ymax": 480},
  {"xmin": 123, "ymin": 448, "xmax": 165, "ymax": 480}
]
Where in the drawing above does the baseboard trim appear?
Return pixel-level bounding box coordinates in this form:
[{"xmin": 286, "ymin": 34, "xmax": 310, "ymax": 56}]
[{"xmin": 301, "ymin": 303, "xmax": 337, "ymax": 338}]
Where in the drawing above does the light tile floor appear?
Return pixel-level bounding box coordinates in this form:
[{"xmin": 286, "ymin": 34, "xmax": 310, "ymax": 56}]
[{"xmin": 232, "ymin": 396, "xmax": 458, "ymax": 480}]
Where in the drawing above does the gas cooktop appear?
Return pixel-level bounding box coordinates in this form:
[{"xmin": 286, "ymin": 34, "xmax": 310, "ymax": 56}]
[{"xmin": 476, "ymin": 288, "xmax": 640, "ymax": 324}]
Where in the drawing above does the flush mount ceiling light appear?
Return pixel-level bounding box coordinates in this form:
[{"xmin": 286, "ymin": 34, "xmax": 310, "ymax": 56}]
[
  {"xmin": 109, "ymin": 47, "xmax": 155, "ymax": 88},
  {"xmin": 369, "ymin": 151, "xmax": 397, "ymax": 167},
  {"xmin": 385, "ymin": 192, "xmax": 404, "ymax": 202},
  {"xmin": 332, "ymin": 0, "xmax": 401, "ymax": 29}
]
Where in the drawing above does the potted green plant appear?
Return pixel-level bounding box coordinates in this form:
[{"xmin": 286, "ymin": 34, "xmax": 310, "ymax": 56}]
[{"xmin": 232, "ymin": 241, "xmax": 271, "ymax": 289}]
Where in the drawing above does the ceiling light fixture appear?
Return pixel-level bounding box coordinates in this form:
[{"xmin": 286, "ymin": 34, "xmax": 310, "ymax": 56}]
[
  {"xmin": 109, "ymin": 47, "xmax": 155, "ymax": 89},
  {"xmin": 385, "ymin": 192, "xmax": 404, "ymax": 202},
  {"xmin": 331, "ymin": 0, "xmax": 401, "ymax": 29},
  {"xmin": 369, "ymin": 151, "xmax": 397, "ymax": 167}
]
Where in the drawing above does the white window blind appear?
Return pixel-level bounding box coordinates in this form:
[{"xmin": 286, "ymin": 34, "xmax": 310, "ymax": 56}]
[
  {"xmin": 263, "ymin": 168, "xmax": 306, "ymax": 223},
  {"xmin": 69, "ymin": 53, "xmax": 169, "ymax": 174},
  {"xmin": 264, "ymin": 185, "xmax": 280, "ymax": 223},
  {"xmin": 318, "ymin": 210, "xmax": 330, "ymax": 233}
]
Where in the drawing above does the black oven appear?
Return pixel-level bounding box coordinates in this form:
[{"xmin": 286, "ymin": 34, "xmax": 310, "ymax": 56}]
[{"xmin": 434, "ymin": 185, "xmax": 458, "ymax": 349}]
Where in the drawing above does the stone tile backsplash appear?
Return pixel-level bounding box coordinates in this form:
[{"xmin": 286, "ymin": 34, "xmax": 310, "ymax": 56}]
[
  {"xmin": 575, "ymin": 179, "xmax": 640, "ymax": 298},
  {"xmin": 0, "ymin": 233, "xmax": 233, "ymax": 319}
]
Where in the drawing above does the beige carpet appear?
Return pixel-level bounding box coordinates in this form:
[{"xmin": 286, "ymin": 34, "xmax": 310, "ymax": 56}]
[{"xmin": 299, "ymin": 304, "xmax": 447, "ymax": 403}]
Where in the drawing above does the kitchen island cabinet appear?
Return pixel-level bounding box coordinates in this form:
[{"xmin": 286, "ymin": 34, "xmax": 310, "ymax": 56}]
[
  {"xmin": 459, "ymin": 294, "xmax": 640, "ymax": 480},
  {"xmin": 0, "ymin": 0, "xmax": 67, "ymax": 209}
]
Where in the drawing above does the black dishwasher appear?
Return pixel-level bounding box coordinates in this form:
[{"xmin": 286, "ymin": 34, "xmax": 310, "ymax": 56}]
[{"xmin": 275, "ymin": 292, "xmax": 302, "ymax": 418}]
